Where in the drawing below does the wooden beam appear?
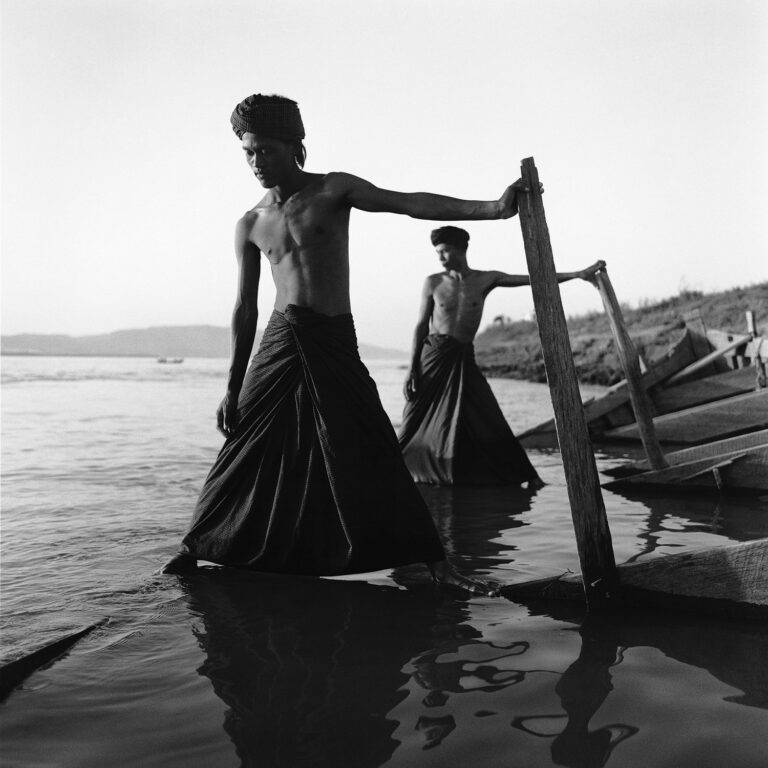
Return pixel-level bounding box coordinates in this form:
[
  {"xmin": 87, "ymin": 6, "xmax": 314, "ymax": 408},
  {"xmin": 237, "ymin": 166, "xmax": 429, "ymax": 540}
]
[
  {"xmin": 602, "ymin": 429, "xmax": 768, "ymax": 492},
  {"xmin": 652, "ymin": 366, "xmax": 757, "ymax": 414},
  {"xmin": 517, "ymin": 157, "xmax": 617, "ymax": 608},
  {"xmin": 604, "ymin": 388, "xmax": 768, "ymax": 444},
  {"xmin": 630, "ymin": 428, "xmax": 768, "ymax": 469},
  {"xmin": 592, "ymin": 268, "xmax": 667, "ymax": 469},
  {"xmin": 0, "ymin": 619, "xmax": 106, "ymax": 701},
  {"xmin": 666, "ymin": 334, "xmax": 752, "ymax": 386},
  {"xmin": 746, "ymin": 310, "xmax": 758, "ymax": 337},
  {"xmin": 503, "ymin": 539, "xmax": 768, "ymax": 619}
]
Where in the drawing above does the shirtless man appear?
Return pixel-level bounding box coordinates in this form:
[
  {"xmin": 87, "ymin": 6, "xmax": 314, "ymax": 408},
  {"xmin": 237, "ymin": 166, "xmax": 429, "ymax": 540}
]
[
  {"xmin": 399, "ymin": 226, "xmax": 599, "ymax": 485},
  {"xmin": 162, "ymin": 94, "xmax": 532, "ymax": 592}
]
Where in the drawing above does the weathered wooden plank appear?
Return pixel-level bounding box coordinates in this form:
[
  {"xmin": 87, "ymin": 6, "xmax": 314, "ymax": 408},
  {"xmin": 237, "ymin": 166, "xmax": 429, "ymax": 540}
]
[
  {"xmin": 618, "ymin": 539, "xmax": 768, "ymax": 604},
  {"xmin": 603, "ymin": 389, "xmax": 768, "ymax": 444},
  {"xmin": 593, "ymin": 268, "xmax": 667, "ymax": 469},
  {"xmin": 666, "ymin": 334, "xmax": 752, "ymax": 386},
  {"xmin": 517, "ymin": 157, "xmax": 617, "ymax": 608},
  {"xmin": 0, "ymin": 620, "xmax": 106, "ymax": 701},
  {"xmin": 603, "ymin": 445, "xmax": 768, "ymax": 492},
  {"xmin": 502, "ymin": 539, "xmax": 768, "ymax": 618},
  {"xmin": 652, "ymin": 366, "xmax": 758, "ymax": 414},
  {"xmin": 684, "ymin": 310, "xmax": 729, "ymax": 377},
  {"xmin": 611, "ymin": 452, "xmax": 745, "ymax": 485},
  {"xmin": 518, "ymin": 330, "xmax": 697, "ymax": 447},
  {"xmin": 631, "ymin": 428, "xmax": 768, "ymax": 470}
]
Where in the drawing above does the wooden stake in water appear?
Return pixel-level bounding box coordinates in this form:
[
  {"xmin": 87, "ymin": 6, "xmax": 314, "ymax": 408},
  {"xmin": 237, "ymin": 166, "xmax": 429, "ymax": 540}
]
[
  {"xmin": 592, "ymin": 267, "xmax": 668, "ymax": 470},
  {"xmin": 516, "ymin": 157, "xmax": 618, "ymax": 607}
]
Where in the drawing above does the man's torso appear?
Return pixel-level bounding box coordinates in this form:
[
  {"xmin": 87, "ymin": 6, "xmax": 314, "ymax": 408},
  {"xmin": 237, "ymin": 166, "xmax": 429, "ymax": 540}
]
[
  {"xmin": 429, "ymin": 270, "xmax": 498, "ymax": 343},
  {"xmin": 242, "ymin": 173, "xmax": 354, "ymax": 316}
]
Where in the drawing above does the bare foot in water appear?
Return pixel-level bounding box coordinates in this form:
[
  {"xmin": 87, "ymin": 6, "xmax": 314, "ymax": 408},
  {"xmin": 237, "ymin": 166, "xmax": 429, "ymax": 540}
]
[
  {"xmin": 429, "ymin": 561, "xmax": 499, "ymax": 597},
  {"xmin": 160, "ymin": 552, "xmax": 198, "ymax": 574}
]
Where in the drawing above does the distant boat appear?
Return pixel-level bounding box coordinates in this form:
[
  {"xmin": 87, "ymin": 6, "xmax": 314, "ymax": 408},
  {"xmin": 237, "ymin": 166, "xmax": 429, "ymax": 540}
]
[
  {"xmin": 157, "ymin": 357, "xmax": 184, "ymax": 364},
  {"xmin": 519, "ymin": 311, "xmax": 767, "ymax": 448}
]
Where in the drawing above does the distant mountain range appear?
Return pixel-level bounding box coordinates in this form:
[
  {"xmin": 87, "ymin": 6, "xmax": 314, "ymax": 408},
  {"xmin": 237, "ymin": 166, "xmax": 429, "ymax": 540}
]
[{"xmin": 1, "ymin": 325, "xmax": 408, "ymax": 360}]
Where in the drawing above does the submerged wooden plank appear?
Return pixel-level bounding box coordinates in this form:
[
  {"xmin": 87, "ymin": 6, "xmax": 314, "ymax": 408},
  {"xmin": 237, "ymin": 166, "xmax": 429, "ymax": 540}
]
[
  {"xmin": 0, "ymin": 620, "xmax": 106, "ymax": 701},
  {"xmin": 603, "ymin": 389, "xmax": 768, "ymax": 444},
  {"xmin": 631, "ymin": 429, "xmax": 768, "ymax": 470},
  {"xmin": 609, "ymin": 452, "xmax": 746, "ymax": 485},
  {"xmin": 603, "ymin": 444, "xmax": 768, "ymax": 492},
  {"xmin": 503, "ymin": 540, "xmax": 768, "ymax": 618}
]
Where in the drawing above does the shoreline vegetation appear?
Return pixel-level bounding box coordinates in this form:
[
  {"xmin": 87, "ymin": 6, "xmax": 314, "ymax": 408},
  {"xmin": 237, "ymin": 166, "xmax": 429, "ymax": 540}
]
[{"xmin": 475, "ymin": 282, "xmax": 767, "ymax": 386}]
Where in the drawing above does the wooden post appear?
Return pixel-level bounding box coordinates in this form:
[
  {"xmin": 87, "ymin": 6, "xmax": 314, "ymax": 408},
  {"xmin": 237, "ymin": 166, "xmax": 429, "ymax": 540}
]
[
  {"xmin": 746, "ymin": 310, "xmax": 757, "ymax": 337},
  {"xmin": 592, "ymin": 268, "xmax": 668, "ymax": 470},
  {"xmin": 747, "ymin": 310, "xmax": 767, "ymax": 390},
  {"xmin": 516, "ymin": 157, "xmax": 618, "ymax": 608}
]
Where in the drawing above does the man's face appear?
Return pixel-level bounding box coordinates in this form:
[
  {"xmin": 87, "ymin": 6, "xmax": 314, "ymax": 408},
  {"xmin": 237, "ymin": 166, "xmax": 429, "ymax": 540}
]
[
  {"xmin": 241, "ymin": 132, "xmax": 296, "ymax": 188},
  {"xmin": 435, "ymin": 243, "xmax": 464, "ymax": 270}
]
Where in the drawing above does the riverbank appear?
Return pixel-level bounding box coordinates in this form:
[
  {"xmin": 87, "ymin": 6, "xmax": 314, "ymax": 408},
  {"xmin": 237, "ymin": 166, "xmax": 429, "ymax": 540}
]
[{"xmin": 475, "ymin": 282, "xmax": 767, "ymax": 385}]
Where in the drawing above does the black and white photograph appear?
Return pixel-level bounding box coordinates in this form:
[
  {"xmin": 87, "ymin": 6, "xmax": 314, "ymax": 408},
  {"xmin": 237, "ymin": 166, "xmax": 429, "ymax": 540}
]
[{"xmin": 2, "ymin": 1, "xmax": 767, "ymax": 766}]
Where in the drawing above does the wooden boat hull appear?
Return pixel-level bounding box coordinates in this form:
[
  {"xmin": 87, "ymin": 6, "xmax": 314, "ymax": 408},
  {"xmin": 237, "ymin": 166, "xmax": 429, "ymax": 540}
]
[
  {"xmin": 602, "ymin": 429, "xmax": 768, "ymax": 493},
  {"xmin": 502, "ymin": 538, "xmax": 768, "ymax": 619},
  {"xmin": 602, "ymin": 389, "xmax": 768, "ymax": 445},
  {"xmin": 519, "ymin": 319, "xmax": 766, "ymax": 448}
]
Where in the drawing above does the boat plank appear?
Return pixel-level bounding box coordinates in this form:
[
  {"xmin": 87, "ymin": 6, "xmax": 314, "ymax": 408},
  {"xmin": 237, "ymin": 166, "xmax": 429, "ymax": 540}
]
[
  {"xmin": 503, "ymin": 539, "xmax": 768, "ymax": 618},
  {"xmin": 632, "ymin": 429, "xmax": 768, "ymax": 469},
  {"xmin": 603, "ymin": 389, "xmax": 768, "ymax": 444},
  {"xmin": 518, "ymin": 332, "xmax": 697, "ymax": 446},
  {"xmin": 653, "ymin": 366, "xmax": 759, "ymax": 413}
]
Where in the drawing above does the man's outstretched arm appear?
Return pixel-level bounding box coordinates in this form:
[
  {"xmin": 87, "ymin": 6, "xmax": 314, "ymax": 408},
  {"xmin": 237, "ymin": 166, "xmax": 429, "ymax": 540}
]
[
  {"xmin": 490, "ymin": 261, "xmax": 605, "ymax": 288},
  {"xmin": 334, "ymin": 173, "xmax": 529, "ymax": 221},
  {"xmin": 217, "ymin": 216, "xmax": 261, "ymax": 437},
  {"xmin": 404, "ymin": 278, "xmax": 436, "ymax": 401}
]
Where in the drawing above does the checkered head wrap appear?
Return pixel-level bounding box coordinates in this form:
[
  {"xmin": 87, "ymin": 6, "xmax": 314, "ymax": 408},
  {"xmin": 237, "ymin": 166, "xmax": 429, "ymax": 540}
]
[{"xmin": 230, "ymin": 95, "xmax": 305, "ymax": 141}]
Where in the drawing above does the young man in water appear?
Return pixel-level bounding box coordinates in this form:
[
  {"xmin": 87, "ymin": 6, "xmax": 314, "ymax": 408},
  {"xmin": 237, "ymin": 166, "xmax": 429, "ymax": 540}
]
[
  {"xmin": 162, "ymin": 94, "xmax": 533, "ymax": 592},
  {"xmin": 399, "ymin": 226, "xmax": 600, "ymax": 486}
]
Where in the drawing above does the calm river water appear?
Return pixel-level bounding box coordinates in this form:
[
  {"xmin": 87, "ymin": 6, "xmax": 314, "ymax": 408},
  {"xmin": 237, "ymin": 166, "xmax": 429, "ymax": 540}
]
[{"xmin": 1, "ymin": 355, "xmax": 767, "ymax": 767}]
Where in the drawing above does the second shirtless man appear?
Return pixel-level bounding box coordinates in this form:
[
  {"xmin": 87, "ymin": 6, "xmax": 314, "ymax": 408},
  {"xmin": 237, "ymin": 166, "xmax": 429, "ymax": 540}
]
[{"xmin": 399, "ymin": 225, "xmax": 599, "ymax": 486}]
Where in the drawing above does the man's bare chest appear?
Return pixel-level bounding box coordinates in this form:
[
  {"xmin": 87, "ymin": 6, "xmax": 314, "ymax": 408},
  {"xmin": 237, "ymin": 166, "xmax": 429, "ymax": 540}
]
[
  {"xmin": 434, "ymin": 278, "xmax": 488, "ymax": 312},
  {"xmin": 250, "ymin": 196, "xmax": 344, "ymax": 261}
]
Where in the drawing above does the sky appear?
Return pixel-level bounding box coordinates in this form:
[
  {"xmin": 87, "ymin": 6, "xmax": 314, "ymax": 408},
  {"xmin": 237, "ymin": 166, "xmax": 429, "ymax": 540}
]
[{"xmin": 2, "ymin": 0, "xmax": 766, "ymax": 351}]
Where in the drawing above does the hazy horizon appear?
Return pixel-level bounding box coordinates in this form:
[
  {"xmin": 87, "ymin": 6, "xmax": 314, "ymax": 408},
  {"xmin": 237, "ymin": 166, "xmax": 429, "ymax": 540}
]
[
  {"xmin": 3, "ymin": 0, "xmax": 766, "ymax": 348},
  {"xmin": 3, "ymin": 274, "xmax": 766, "ymax": 342}
]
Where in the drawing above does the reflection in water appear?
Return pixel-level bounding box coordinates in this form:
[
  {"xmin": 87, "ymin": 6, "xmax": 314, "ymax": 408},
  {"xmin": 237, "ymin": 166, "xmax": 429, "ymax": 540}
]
[
  {"xmin": 418, "ymin": 483, "xmax": 534, "ymax": 565},
  {"xmin": 179, "ymin": 481, "xmax": 768, "ymax": 768},
  {"xmin": 609, "ymin": 486, "xmax": 768, "ymax": 563},
  {"xmin": 511, "ymin": 619, "xmax": 638, "ymax": 768},
  {"xmin": 181, "ymin": 568, "xmax": 470, "ymax": 768},
  {"xmin": 413, "ymin": 640, "xmax": 529, "ymax": 694}
]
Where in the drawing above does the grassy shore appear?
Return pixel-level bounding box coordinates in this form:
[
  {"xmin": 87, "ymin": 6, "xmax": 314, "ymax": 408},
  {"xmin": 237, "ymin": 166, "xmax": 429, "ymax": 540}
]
[{"xmin": 475, "ymin": 282, "xmax": 767, "ymax": 385}]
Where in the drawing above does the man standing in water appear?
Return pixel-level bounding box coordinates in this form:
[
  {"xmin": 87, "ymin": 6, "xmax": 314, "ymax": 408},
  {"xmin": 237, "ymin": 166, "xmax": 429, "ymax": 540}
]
[
  {"xmin": 162, "ymin": 93, "xmax": 531, "ymax": 592},
  {"xmin": 399, "ymin": 226, "xmax": 600, "ymax": 486}
]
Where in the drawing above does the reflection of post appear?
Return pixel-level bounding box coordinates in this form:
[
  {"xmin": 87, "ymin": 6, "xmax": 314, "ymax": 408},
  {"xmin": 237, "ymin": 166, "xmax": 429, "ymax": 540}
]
[
  {"xmin": 511, "ymin": 621, "xmax": 638, "ymax": 768},
  {"xmin": 592, "ymin": 267, "xmax": 668, "ymax": 470},
  {"xmin": 516, "ymin": 157, "xmax": 617, "ymax": 608}
]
